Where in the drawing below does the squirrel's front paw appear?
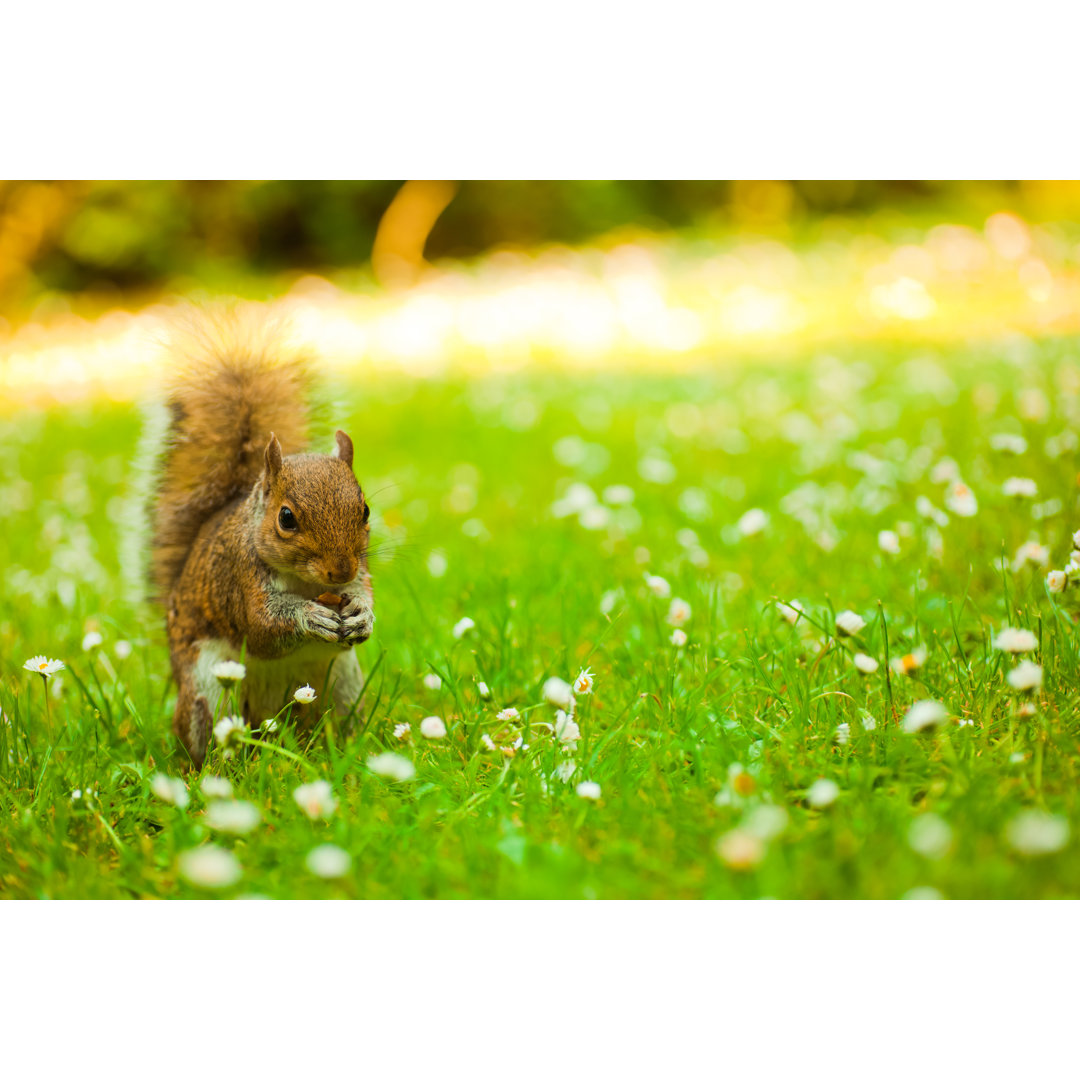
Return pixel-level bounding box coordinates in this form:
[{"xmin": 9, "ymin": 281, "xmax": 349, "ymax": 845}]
[
  {"xmin": 301, "ymin": 601, "xmax": 343, "ymax": 643},
  {"xmin": 338, "ymin": 607, "xmax": 375, "ymax": 647}
]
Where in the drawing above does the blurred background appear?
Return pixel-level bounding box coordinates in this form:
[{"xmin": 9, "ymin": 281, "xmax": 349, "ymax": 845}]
[{"xmin": 2, "ymin": 179, "xmax": 1080, "ymax": 400}]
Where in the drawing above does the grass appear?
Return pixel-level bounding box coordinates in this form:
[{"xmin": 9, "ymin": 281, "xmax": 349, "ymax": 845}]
[{"xmin": 2, "ymin": 335, "xmax": 1080, "ymax": 899}]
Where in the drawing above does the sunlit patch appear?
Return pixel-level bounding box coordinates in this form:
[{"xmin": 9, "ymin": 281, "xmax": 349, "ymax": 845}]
[{"xmin": 868, "ymin": 277, "xmax": 936, "ymax": 321}]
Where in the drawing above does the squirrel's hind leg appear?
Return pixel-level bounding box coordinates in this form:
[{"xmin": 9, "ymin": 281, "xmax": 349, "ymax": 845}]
[
  {"xmin": 172, "ymin": 681, "xmax": 213, "ymax": 769},
  {"xmin": 170, "ymin": 641, "xmax": 217, "ymax": 769}
]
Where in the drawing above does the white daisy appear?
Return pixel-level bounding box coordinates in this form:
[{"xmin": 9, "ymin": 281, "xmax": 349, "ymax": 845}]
[
  {"xmin": 1006, "ymin": 660, "xmax": 1043, "ymax": 692},
  {"xmin": 573, "ymin": 668, "xmax": 595, "ymax": 695},
  {"xmin": 542, "ymin": 677, "xmax": 575, "ymax": 710},
  {"xmin": 551, "ymin": 480, "xmax": 597, "ymax": 516},
  {"xmin": 292, "ymin": 780, "xmax": 337, "ymax": 819},
  {"xmin": 477, "ymin": 681, "xmax": 491, "ymax": 700},
  {"xmin": 670, "ymin": 628, "xmax": 688, "ymax": 647},
  {"xmin": 917, "ymin": 495, "xmax": 950, "ymax": 526},
  {"xmin": 890, "ymin": 646, "xmax": 928, "ymax": 676},
  {"xmin": 944, "ymin": 481, "xmax": 978, "ymax": 517},
  {"xmin": 212, "ymin": 660, "xmax": 246, "ymax": 685},
  {"xmin": 293, "ymin": 685, "xmax": 316, "ymax": 704},
  {"xmin": 853, "ymin": 653, "xmax": 879, "ymax": 675},
  {"xmin": 496, "ymin": 707, "xmax": 520, "ymax": 722},
  {"xmin": 553, "ymin": 760, "xmax": 577, "ymax": 782},
  {"xmin": 834, "ymin": 722, "xmax": 850, "ymax": 745},
  {"xmin": 806, "ymin": 778, "xmax": 840, "ymax": 809},
  {"xmin": 452, "ymin": 616, "xmax": 476, "ymax": 639},
  {"xmin": 737, "ymin": 508, "xmax": 768, "ymax": 537},
  {"xmin": 600, "ymin": 589, "xmax": 622, "ymax": 615},
  {"xmin": 1032, "ymin": 499, "xmax": 1062, "ymax": 521},
  {"xmin": 200, "ymin": 775, "xmax": 233, "ymax": 799},
  {"xmin": 423, "ymin": 673, "xmax": 442, "ymax": 691},
  {"xmin": 393, "ymin": 722, "xmax": 411, "ymax": 739},
  {"xmin": 177, "ymin": 845, "xmax": 242, "ymax": 889},
  {"xmin": 367, "ymin": 752, "xmax": 415, "ymax": 782},
  {"xmin": 555, "ymin": 710, "xmax": 580, "ymax": 747},
  {"xmin": 1047, "ymin": 570, "xmax": 1067, "ymax": 594},
  {"xmin": 575, "ymin": 781, "xmax": 602, "ymax": 800},
  {"xmin": 776, "ymin": 599, "xmax": 805, "ymax": 625},
  {"xmin": 420, "ymin": 716, "xmax": 447, "ymax": 739},
  {"xmin": 990, "ymin": 433, "xmax": 1027, "ymax": 454},
  {"xmin": 1003, "ymin": 477, "xmax": 1037, "ymax": 498},
  {"xmin": 578, "ymin": 504, "xmax": 610, "ymax": 531},
  {"xmin": 81, "ymin": 631, "xmax": 103, "ymax": 652},
  {"xmin": 835, "ymin": 610, "xmax": 866, "ymax": 637},
  {"xmin": 306, "ymin": 844, "xmax": 352, "ymax": 879},
  {"xmin": 205, "ymin": 799, "xmax": 261, "ymax": 835},
  {"xmin": 213, "ymin": 715, "xmax": 247, "ymax": 756},
  {"xmin": 23, "ymin": 656, "xmax": 65, "ymax": 678},
  {"xmin": 902, "ymin": 700, "xmax": 949, "ymax": 733},
  {"xmin": 1006, "ymin": 811, "xmax": 1070, "ymax": 856},
  {"xmin": 113, "ymin": 641, "xmax": 132, "ymax": 660},
  {"xmin": 645, "ymin": 574, "xmax": 672, "ymax": 599},
  {"xmin": 877, "ymin": 530, "xmax": 901, "ymax": 555},
  {"xmin": 908, "ymin": 815, "xmax": 953, "ymax": 860},
  {"xmin": 993, "ymin": 627, "xmax": 1038, "ymax": 654},
  {"xmin": 261, "ymin": 716, "xmax": 278, "ymax": 733},
  {"xmin": 666, "ymin": 598, "xmax": 692, "ymax": 627},
  {"xmin": 1012, "ymin": 541, "xmax": 1050, "ymax": 572},
  {"xmin": 930, "ymin": 457, "xmax": 960, "ymax": 483},
  {"xmin": 716, "ymin": 829, "xmax": 765, "ymax": 870},
  {"xmin": 602, "ymin": 484, "xmax": 635, "ymax": 506},
  {"xmin": 150, "ymin": 773, "xmax": 189, "ymax": 809}
]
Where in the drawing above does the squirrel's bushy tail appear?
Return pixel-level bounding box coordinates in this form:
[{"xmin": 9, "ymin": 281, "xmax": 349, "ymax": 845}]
[{"xmin": 148, "ymin": 312, "xmax": 316, "ymax": 602}]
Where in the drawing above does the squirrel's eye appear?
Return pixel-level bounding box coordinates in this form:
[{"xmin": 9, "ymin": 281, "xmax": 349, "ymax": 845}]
[
  {"xmin": 278, "ymin": 506, "xmax": 297, "ymax": 531},
  {"xmin": 361, "ymin": 502, "xmax": 370, "ymax": 525}
]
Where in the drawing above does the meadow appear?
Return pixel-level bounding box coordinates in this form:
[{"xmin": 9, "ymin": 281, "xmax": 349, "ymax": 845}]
[{"xmin": 2, "ymin": 335, "xmax": 1079, "ymax": 899}]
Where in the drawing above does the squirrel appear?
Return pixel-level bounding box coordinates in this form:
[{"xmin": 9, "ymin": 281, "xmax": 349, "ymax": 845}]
[{"xmin": 147, "ymin": 315, "xmax": 375, "ymax": 767}]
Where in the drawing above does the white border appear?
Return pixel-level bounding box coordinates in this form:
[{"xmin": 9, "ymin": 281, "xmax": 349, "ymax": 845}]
[
  {"xmin": 7, "ymin": 2, "xmax": 1080, "ymax": 176},
  {"xmin": 3, "ymin": 902, "xmax": 1076, "ymax": 1076}
]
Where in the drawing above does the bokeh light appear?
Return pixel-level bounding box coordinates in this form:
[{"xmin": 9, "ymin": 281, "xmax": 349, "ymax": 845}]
[{"xmin": 3, "ymin": 181, "xmax": 1080, "ymax": 404}]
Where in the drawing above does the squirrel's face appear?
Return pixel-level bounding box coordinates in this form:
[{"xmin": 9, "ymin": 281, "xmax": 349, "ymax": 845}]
[{"xmin": 255, "ymin": 431, "xmax": 373, "ymax": 592}]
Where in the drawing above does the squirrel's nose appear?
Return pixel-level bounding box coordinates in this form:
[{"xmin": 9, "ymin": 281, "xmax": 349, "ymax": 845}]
[{"xmin": 323, "ymin": 557, "xmax": 356, "ymax": 584}]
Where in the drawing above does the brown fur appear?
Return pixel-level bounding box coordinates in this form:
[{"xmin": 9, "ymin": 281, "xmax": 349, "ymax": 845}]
[
  {"xmin": 149, "ymin": 314, "xmax": 374, "ymax": 767},
  {"xmin": 150, "ymin": 314, "xmax": 315, "ymax": 602}
]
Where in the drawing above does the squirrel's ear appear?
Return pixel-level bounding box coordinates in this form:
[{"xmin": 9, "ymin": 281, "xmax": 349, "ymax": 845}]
[
  {"xmin": 333, "ymin": 430, "xmax": 354, "ymax": 469},
  {"xmin": 264, "ymin": 433, "xmax": 283, "ymax": 487}
]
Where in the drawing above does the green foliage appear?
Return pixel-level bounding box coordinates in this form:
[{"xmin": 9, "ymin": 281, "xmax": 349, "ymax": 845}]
[
  {"xmin": 1, "ymin": 338, "xmax": 1079, "ymax": 897},
  {"xmin": 2, "ymin": 180, "xmax": 1052, "ymax": 307}
]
